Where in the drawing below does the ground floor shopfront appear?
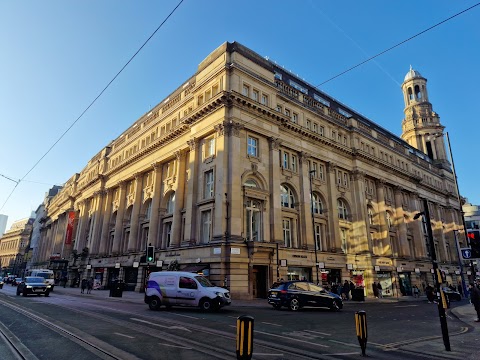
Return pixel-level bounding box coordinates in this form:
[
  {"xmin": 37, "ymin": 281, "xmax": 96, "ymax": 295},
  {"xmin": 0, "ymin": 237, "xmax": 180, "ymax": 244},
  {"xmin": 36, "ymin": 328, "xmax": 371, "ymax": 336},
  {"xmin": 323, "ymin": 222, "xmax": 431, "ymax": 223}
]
[{"xmin": 62, "ymin": 242, "xmax": 464, "ymax": 300}]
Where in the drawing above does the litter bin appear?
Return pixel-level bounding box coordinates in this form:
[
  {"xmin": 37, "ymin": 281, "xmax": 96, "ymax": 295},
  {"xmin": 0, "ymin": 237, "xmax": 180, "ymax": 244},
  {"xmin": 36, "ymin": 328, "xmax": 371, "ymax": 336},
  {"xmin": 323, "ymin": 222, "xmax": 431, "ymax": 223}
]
[
  {"xmin": 109, "ymin": 280, "xmax": 124, "ymax": 297},
  {"xmin": 351, "ymin": 288, "xmax": 365, "ymax": 301}
]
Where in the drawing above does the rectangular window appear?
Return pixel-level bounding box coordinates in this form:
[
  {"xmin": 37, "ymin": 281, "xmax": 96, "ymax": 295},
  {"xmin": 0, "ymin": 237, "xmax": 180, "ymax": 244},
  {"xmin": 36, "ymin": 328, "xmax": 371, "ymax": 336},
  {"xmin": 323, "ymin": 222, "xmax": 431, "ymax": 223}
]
[
  {"xmin": 283, "ymin": 152, "xmax": 289, "ymax": 169},
  {"xmin": 337, "ymin": 171, "xmax": 342, "ymax": 185},
  {"xmin": 312, "ymin": 162, "xmax": 318, "ymax": 178},
  {"xmin": 292, "ymin": 113, "xmax": 298, "ymax": 123},
  {"xmin": 197, "ymin": 95, "xmax": 204, "ymax": 106},
  {"xmin": 306, "ymin": 120, "xmax": 311, "ymax": 130},
  {"xmin": 212, "ymin": 84, "xmax": 219, "ymax": 95},
  {"xmin": 205, "ymin": 90, "xmax": 212, "ymax": 101},
  {"xmin": 164, "ymin": 222, "xmax": 172, "ymax": 247},
  {"xmin": 314, "ymin": 223, "xmax": 322, "ymax": 251},
  {"xmin": 204, "ymin": 170, "xmax": 214, "ymax": 198},
  {"xmin": 247, "ymin": 136, "xmax": 258, "ymax": 157},
  {"xmin": 343, "ymin": 173, "xmax": 348, "ymax": 187},
  {"xmin": 319, "ymin": 126, "xmax": 324, "ymax": 136},
  {"xmin": 276, "ymin": 105, "xmax": 282, "ymax": 112},
  {"xmin": 201, "ymin": 210, "xmax": 212, "ymax": 243},
  {"xmin": 261, "ymin": 94, "xmax": 268, "ymax": 105},
  {"xmin": 285, "ymin": 109, "xmax": 291, "ymax": 117},
  {"xmin": 291, "ymin": 155, "xmax": 297, "ymax": 172},
  {"xmin": 252, "ymin": 89, "xmax": 259, "ymax": 101},
  {"xmin": 341, "ymin": 229, "xmax": 347, "ymax": 253},
  {"xmin": 332, "ymin": 131, "xmax": 336, "ymax": 140},
  {"xmin": 283, "ymin": 219, "xmax": 292, "ymax": 247},
  {"xmin": 318, "ymin": 164, "xmax": 325, "ymax": 181},
  {"xmin": 313, "ymin": 122, "xmax": 318, "ymax": 133},
  {"xmin": 242, "ymin": 84, "xmax": 250, "ymax": 97},
  {"xmin": 204, "ymin": 137, "xmax": 215, "ymax": 158}
]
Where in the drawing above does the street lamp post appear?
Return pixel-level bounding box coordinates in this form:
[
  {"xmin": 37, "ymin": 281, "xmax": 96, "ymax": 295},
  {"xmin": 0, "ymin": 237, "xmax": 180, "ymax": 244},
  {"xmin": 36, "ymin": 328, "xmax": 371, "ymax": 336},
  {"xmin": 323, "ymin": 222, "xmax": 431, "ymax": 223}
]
[
  {"xmin": 309, "ymin": 170, "xmax": 320, "ymax": 285},
  {"xmin": 414, "ymin": 198, "xmax": 451, "ymax": 351}
]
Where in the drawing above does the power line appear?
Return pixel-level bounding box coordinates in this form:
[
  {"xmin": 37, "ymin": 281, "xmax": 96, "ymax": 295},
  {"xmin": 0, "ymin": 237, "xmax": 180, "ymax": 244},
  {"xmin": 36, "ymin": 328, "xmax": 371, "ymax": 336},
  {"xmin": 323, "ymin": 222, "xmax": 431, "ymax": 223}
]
[{"xmin": 0, "ymin": 0, "xmax": 185, "ymax": 212}]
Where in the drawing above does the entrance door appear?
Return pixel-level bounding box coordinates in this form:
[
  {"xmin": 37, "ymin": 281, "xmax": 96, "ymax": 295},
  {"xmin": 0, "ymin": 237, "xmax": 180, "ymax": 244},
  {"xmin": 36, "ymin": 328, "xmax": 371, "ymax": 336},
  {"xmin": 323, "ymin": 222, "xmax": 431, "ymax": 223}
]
[
  {"xmin": 398, "ymin": 273, "xmax": 412, "ymax": 296},
  {"xmin": 252, "ymin": 266, "xmax": 268, "ymax": 298}
]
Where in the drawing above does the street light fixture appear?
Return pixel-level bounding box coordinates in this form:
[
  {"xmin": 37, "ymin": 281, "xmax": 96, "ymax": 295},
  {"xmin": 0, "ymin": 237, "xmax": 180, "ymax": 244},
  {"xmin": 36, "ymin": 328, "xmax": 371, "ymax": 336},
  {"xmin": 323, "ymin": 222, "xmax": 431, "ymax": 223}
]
[
  {"xmin": 414, "ymin": 198, "xmax": 451, "ymax": 351},
  {"xmin": 309, "ymin": 170, "xmax": 320, "ymax": 285}
]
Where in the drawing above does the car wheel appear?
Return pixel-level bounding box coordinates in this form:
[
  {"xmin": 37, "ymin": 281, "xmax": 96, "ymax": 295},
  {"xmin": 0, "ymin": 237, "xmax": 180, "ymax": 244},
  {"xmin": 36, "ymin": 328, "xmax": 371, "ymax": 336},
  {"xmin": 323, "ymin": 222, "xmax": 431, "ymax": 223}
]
[
  {"xmin": 148, "ymin": 296, "xmax": 161, "ymax": 310},
  {"xmin": 330, "ymin": 300, "xmax": 340, "ymax": 312},
  {"xmin": 272, "ymin": 304, "xmax": 282, "ymax": 310},
  {"xmin": 200, "ymin": 298, "xmax": 214, "ymax": 312},
  {"xmin": 289, "ymin": 298, "xmax": 300, "ymax": 311}
]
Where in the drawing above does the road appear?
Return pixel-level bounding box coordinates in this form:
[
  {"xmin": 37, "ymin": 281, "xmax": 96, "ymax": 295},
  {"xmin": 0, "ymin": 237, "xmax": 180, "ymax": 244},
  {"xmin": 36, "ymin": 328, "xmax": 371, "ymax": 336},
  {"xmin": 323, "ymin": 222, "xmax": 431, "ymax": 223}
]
[{"xmin": 0, "ymin": 284, "xmax": 478, "ymax": 360}]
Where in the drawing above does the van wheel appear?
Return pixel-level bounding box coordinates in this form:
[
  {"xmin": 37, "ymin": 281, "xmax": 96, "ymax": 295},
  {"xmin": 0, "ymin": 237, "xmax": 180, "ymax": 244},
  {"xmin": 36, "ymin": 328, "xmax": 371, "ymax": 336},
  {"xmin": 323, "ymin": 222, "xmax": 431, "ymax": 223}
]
[
  {"xmin": 200, "ymin": 298, "xmax": 214, "ymax": 312},
  {"xmin": 149, "ymin": 296, "xmax": 161, "ymax": 310}
]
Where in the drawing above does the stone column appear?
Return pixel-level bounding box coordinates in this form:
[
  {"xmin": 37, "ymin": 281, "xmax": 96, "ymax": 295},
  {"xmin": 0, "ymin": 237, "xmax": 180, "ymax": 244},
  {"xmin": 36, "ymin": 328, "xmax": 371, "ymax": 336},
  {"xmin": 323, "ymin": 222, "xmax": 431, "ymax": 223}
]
[
  {"xmin": 184, "ymin": 139, "xmax": 199, "ymax": 244},
  {"xmin": 171, "ymin": 150, "xmax": 187, "ymax": 247},
  {"xmin": 147, "ymin": 163, "xmax": 163, "ymax": 248},
  {"xmin": 90, "ymin": 190, "xmax": 106, "ymax": 255},
  {"xmin": 394, "ymin": 186, "xmax": 409, "ymax": 257},
  {"xmin": 326, "ymin": 162, "xmax": 340, "ymax": 251},
  {"xmin": 375, "ymin": 179, "xmax": 387, "ymax": 256},
  {"xmin": 75, "ymin": 200, "xmax": 89, "ymax": 252},
  {"xmin": 299, "ymin": 152, "xmax": 312, "ymax": 249},
  {"xmin": 268, "ymin": 137, "xmax": 283, "ymax": 244},
  {"xmin": 112, "ymin": 181, "xmax": 127, "ymax": 254},
  {"xmin": 128, "ymin": 174, "xmax": 144, "ymax": 251},
  {"xmin": 351, "ymin": 170, "xmax": 368, "ymax": 253},
  {"xmin": 99, "ymin": 189, "xmax": 113, "ymax": 256}
]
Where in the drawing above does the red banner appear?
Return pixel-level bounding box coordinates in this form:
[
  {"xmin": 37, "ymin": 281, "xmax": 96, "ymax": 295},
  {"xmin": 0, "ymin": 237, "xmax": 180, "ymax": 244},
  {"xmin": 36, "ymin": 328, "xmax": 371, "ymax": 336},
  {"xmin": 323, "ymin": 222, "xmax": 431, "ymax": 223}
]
[{"xmin": 64, "ymin": 211, "xmax": 76, "ymax": 245}]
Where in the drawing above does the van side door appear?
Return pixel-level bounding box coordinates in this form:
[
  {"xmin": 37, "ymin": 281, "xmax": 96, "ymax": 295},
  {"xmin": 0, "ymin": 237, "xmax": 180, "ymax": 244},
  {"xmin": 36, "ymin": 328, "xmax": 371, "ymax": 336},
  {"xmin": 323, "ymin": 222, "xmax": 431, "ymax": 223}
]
[{"xmin": 177, "ymin": 276, "xmax": 199, "ymax": 306}]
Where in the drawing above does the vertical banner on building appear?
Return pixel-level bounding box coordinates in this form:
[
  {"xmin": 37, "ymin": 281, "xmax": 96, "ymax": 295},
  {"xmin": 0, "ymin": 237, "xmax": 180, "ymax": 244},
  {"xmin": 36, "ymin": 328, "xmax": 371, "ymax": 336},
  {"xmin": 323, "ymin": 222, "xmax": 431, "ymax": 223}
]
[{"xmin": 65, "ymin": 211, "xmax": 76, "ymax": 245}]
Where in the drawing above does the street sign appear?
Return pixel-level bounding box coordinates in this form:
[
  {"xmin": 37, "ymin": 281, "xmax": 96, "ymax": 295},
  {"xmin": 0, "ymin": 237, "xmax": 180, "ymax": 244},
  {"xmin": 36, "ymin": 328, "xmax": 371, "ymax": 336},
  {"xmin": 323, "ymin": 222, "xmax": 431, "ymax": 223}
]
[{"xmin": 460, "ymin": 248, "xmax": 472, "ymax": 260}]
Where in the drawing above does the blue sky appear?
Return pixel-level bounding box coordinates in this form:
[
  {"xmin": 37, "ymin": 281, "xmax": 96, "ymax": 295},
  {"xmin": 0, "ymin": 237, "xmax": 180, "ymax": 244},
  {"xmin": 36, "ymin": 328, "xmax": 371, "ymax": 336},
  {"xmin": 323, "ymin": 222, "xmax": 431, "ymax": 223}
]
[{"xmin": 1, "ymin": 1, "xmax": 479, "ymax": 229}]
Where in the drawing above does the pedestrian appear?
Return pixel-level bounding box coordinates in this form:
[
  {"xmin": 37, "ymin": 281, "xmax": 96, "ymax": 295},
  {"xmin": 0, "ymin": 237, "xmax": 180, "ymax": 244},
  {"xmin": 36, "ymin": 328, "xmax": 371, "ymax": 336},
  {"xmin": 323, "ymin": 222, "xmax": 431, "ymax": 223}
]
[
  {"xmin": 377, "ymin": 282, "xmax": 383, "ymax": 298},
  {"xmin": 372, "ymin": 282, "xmax": 379, "ymax": 298},
  {"xmin": 457, "ymin": 283, "xmax": 463, "ymax": 298},
  {"xmin": 342, "ymin": 280, "xmax": 350, "ymax": 301},
  {"xmin": 87, "ymin": 278, "xmax": 93, "ymax": 294},
  {"xmin": 468, "ymin": 283, "xmax": 480, "ymax": 322},
  {"xmin": 62, "ymin": 275, "xmax": 68, "ymax": 288},
  {"xmin": 425, "ymin": 284, "xmax": 435, "ymax": 303},
  {"xmin": 80, "ymin": 278, "xmax": 87, "ymax": 294},
  {"xmin": 412, "ymin": 285, "xmax": 419, "ymax": 298}
]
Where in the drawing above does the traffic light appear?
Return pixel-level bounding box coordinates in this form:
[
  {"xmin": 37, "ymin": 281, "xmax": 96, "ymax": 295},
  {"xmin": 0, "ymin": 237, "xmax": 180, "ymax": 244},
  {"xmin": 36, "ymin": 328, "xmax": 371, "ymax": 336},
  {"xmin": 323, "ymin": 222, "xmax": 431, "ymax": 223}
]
[
  {"xmin": 467, "ymin": 230, "xmax": 480, "ymax": 258},
  {"xmin": 146, "ymin": 246, "xmax": 155, "ymax": 263}
]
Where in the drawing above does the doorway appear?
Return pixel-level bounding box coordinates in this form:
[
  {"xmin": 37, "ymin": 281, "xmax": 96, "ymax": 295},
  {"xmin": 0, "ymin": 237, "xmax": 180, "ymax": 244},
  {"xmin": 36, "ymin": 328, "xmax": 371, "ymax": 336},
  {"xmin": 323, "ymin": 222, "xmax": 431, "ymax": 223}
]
[{"xmin": 252, "ymin": 265, "xmax": 268, "ymax": 298}]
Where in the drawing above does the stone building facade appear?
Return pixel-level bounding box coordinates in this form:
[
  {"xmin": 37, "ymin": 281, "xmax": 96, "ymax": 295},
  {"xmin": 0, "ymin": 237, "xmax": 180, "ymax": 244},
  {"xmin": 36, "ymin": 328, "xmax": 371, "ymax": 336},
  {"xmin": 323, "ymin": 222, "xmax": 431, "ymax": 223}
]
[
  {"xmin": 0, "ymin": 218, "xmax": 34, "ymax": 277},
  {"xmin": 37, "ymin": 42, "xmax": 464, "ymax": 298}
]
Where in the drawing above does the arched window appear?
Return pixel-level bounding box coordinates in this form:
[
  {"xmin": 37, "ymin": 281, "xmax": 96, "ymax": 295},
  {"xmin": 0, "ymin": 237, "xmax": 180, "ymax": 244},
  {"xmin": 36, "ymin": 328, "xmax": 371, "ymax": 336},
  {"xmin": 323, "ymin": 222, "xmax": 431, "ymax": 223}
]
[
  {"xmin": 408, "ymin": 87, "xmax": 413, "ymax": 100},
  {"xmin": 367, "ymin": 207, "xmax": 374, "ymax": 225},
  {"xmin": 280, "ymin": 185, "xmax": 295, "ymax": 208},
  {"xmin": 414, "ymin": 85, "xmax": 422, "ymax": 99},
  {"xmin": 166, "ymin": 192, "xmax": 175, "ymax": 214},
  {"xmin": 244, "ymin": 179, "xmax": 258, "ymax": 188},
  {"xmin": 337, "ymin": 199, "xmax": 348, "ymax": 220},
  {"xmin": 311, "ymin": 192, "xmax": 323, "ymax": 214}
]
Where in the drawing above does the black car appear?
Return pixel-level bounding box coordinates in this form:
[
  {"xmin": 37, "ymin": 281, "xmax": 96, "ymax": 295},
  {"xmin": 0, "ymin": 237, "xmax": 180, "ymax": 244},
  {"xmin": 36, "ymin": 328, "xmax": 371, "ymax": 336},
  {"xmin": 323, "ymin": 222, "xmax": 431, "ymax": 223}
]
[
  {"xmin": 16, "ymin": 277, "xmax": 51, "ymax": 297},
  {"xmin": 442, "ymin": 287, "xmax": 462, "ymax": 302},
  {"xmin": 268, "ymin": 281, "xmax": 343, "ymax": 311}
]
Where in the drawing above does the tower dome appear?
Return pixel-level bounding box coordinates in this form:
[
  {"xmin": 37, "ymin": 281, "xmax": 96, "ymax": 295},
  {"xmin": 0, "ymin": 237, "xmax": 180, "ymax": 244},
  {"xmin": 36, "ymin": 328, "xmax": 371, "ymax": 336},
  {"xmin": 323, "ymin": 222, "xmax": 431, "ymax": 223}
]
[{"xmin": 404, "ymin": 66, "xmax": 423, "ymax": 82}]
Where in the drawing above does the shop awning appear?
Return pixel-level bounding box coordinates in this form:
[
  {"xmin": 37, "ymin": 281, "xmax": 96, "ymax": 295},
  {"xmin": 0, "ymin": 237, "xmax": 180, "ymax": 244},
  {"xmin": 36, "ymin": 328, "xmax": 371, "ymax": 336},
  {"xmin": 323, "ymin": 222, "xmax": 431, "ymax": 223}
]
[{"xmin": 181, "ymin": 264, "xmax": 209, "ymax": 274}]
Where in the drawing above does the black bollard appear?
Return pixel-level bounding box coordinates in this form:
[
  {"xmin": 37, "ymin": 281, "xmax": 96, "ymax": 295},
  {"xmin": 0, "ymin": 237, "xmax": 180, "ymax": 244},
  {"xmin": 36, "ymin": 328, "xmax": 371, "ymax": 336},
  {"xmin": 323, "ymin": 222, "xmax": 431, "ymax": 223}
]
[
  {"xmin": 355, "ymin": 310, "xmax": 368, "ymax": 356},
  {"xmin": 236, "ymin": 315, "xmax": 254, "ymax": 360}
]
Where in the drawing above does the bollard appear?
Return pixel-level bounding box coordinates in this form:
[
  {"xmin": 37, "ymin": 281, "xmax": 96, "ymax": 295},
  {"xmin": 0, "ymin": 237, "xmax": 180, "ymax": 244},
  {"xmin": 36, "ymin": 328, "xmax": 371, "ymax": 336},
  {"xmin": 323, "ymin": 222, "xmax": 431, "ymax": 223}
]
[
  {"xmin": 355, "ymin": 310, "xmax": 367, "ymax": 356},
  {"xmin": 236, "ymin": 315, "xmax": 254, "ymax": 360}
]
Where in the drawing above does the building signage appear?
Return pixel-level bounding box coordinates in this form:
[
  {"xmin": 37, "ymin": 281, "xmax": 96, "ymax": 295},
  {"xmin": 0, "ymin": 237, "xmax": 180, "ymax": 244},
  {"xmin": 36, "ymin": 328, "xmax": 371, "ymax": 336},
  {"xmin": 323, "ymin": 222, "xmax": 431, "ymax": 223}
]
[
  {"xmin": 317, "ymin": 262, "xmax": 325, "ymax": 269},
  {"xmin": 64, "ymin": 211, "xmax": 76, "ymax": 245},
  {"xmin": 213, "ymin": 248, "xmax": 221, "ymax": 255},
  {"xmin": 374, "ymin": 266, "xmax": 380, "ymax": 271},
  {"xmin": 156, "ymin": 260, "xmax": 163, "ymax": 267},
  {"xmin": 415, "ymin": 268, "xmax": 420, "ymax": 273},
  {"xmin": 376, "ymin": 258, "xmax": 392, "ymax": 266},
  {"xmin": 280, "ymin": 259, "xmax": 287, "ymax": 267},
  {"xmin": 86, "ymin": 264, "xmax": 92, "ymax": 270},
  {"xmin": 231, "ymin": 248, "xmax": 241, "ymax": 255},
  {"xmin": 115, "ymin": 263, "xmax": 120, "ymax": 269},
  {"xmin": 133, "ymin": 262, "xmax": 139, "ymax": 268},
  {"xmin": 292, "ymin": 254, "xmax": 308, "ymax": 259}
]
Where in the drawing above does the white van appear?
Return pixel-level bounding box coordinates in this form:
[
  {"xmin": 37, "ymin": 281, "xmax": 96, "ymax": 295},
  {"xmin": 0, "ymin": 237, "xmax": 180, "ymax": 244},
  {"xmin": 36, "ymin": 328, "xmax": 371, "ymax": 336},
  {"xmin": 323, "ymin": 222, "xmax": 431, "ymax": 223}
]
[
  {"xmin": 26, "ymin": 269, "xmax": 55, "ymax": 290},
  {"xmin": 144, "ymin": 271, "xmax": 231, "ymax": 311}
]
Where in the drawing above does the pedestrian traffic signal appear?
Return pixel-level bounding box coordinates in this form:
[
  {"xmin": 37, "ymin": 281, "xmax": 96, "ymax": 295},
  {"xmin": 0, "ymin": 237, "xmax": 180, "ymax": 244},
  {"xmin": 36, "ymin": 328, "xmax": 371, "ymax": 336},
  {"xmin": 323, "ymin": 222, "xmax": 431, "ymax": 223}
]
[
  {"xmin": 467, "ymin": 230, "xmax": 480, "ymax": 258},
  {"xmin": 146, "ymin": 246, "xmax": 155, "ymax": 263}
]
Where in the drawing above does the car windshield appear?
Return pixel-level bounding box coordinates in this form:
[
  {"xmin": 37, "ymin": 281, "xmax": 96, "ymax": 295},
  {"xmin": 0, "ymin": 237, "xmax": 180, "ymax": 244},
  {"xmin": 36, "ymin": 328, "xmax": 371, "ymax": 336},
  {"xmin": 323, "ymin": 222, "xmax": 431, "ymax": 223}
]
[
  {"xmin": 37, "ymin": 273, "xmax": 53, "ymax": 279},
  {"xmin": 309, "ymin": 284, "xmax": 325, "ymax": 292},
  {"xmin": 15, "ymin": 278, "xmax": 22, "ymax": 282},
  {"xmin": 270, "ymin": 282, "xmax": 284, "ymax": 289},
  {"xmin": 26, "ymin": 277, "xmax": 45, "ymax": 284},
  {"xmin": 195, "ymin": 276, "xmax": 215, "ymax": 287}
]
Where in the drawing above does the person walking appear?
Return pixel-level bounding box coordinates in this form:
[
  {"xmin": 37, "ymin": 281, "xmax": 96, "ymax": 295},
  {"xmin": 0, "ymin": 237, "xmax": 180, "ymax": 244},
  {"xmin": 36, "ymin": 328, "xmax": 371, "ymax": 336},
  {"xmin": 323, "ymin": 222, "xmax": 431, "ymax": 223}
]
[
  {"xmin": 342, "ymin": 280, "xmax": 350, "ymax": 301},
  {"xmin": 425, "ymin": 284, "xmax": 435, "ymax": 303},
  {"xmin": 80, "ymin": 278, "xmax": 87, "ymax": 294},
  {"xmin": 468, "ymin": 283, "xmax": 480, "ymax": 322},
  {"xmin": 412, "ymin": 285, "xmax": 419, "ymax": 298},
  {"xmin": 87, "ymin": 278, "xmax": 93, "ymax": 294},
  {"xmin": 372, "ymin": 282, "xmax": 378, "ymax": 298},
  {"xmin": 377, "ymin": 282, "xmax": 383, "ymax": 298}
]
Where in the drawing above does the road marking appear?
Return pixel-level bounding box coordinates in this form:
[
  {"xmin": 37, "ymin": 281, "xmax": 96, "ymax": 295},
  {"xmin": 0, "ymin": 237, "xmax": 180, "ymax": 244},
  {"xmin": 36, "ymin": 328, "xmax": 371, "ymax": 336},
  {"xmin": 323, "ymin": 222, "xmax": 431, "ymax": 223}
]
[
  {"xmin": 328, "ymin": 340, "xmax": 357, "ymax": 347},
  {"xmin": 131, "ymin": 318, "xmax": 191, "ymax": 332},
  {"xmin": 227, "ymin": 316, "xmax": 237, "ymax": 319},
  {"xmin": 158, "ymin": 343, "xmax": 192, "ymax": 350},
  {"xmin": 304, "ymin": 330, "xmax": 331, "ymax": 336},
  {"xmin": 167, "ymin": 313, "xmax": 199, "ymax": 320},
  {"xmin": 253, "ymin": 354, "xmax": 284, "ymax": 357},
  {"xmin": 114, "ymin": 332, "xmax": 134, "ymax": 339},
  {"xmin": 254, "ymin": 330, "xmax": 329, "ymax": 348},
  {"xmin": 394, "ymin": 305, "xmax": 419, "ymax": 308},
  {"xmin": 261, "ymin": 322, "xmax": 282, "ymax": 327}
]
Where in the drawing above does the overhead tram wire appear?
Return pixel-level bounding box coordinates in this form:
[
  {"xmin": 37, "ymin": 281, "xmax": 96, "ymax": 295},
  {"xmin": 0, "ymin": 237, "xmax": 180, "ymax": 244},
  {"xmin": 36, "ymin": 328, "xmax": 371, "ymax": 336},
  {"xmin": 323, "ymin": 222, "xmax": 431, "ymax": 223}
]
[
  {"xmin": 0, "ymin": 0, "xmax": 185, "ymax": 212},
  {"xmin": 235, "ymin": 2, "xmax": 480, "ymax": 132}
]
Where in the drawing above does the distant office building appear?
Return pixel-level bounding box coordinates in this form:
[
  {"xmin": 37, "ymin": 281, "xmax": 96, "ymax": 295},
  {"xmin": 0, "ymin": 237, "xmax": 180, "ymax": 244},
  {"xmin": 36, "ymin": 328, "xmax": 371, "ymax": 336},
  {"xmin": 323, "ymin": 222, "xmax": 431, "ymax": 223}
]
[
  {"xmin": 0, "ymin": 214, "xmax": 7, "ymax": 237},
  {"xmin": 0, "ymin": 217, "xmax": 34, "ymax": 277},
  {"xmin": 39, "ymin": 42, "xmax": 463, "ymax": 298}
]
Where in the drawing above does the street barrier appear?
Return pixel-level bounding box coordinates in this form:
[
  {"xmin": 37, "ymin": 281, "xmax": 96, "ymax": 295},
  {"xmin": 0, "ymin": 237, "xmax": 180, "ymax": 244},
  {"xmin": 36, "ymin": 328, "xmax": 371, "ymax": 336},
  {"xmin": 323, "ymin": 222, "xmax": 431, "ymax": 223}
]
[
  {"xmin": 355, "ymin": 310, "xmax": 367, "ymax": 356},
  {"xmin": 236, "ymin": 315, "xmax": 254, "ymax": 360}
]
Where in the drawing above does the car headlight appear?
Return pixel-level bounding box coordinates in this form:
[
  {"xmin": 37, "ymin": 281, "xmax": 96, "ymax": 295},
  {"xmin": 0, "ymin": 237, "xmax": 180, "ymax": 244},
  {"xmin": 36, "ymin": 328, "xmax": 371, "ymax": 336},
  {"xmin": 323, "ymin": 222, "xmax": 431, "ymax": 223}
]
[
  {"xmin": 26, "ymin": 285, "xmax": 32, "ymax": 288},
  {"xmin": 215, "ymin": 292, "xmax": 225, "ymax": 297},
  {"xmin": 47, "ymin": 285, "xmax": 51, "ymax": 288}
]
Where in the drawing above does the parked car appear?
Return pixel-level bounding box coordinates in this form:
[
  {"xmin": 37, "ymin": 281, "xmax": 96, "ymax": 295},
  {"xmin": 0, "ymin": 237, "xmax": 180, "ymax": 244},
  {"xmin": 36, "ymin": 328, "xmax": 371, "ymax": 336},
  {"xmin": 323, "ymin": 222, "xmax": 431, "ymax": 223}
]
[
  {"xmin": 268, "ymin": 280, "xmax": 343, "ymax": 311},
  {"xmin": 12, "ymin": 277, "xmax": 23, "ymax": 286},
  {"xmin": 0, "ymin": 279, "xmax": 3, "ymax": 289},
  {"xmin": 16, "ymin": 277, "xmax": 51, "ymax": 297}
]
